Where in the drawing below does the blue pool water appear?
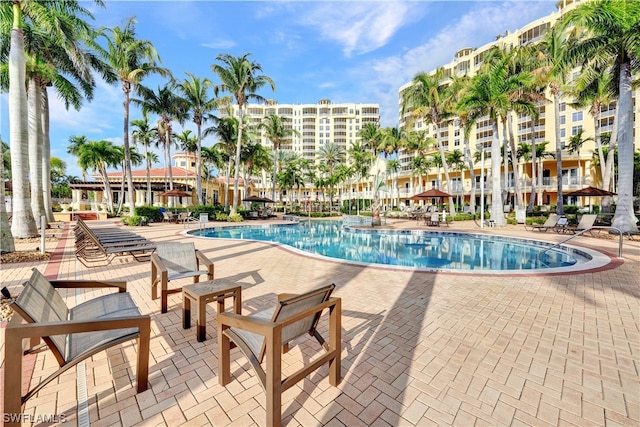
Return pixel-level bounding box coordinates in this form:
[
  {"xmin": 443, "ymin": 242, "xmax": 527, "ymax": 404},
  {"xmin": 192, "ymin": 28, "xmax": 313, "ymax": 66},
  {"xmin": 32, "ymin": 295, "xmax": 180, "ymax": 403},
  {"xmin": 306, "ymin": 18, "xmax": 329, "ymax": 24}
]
[{"xmin": 187, "ymin": 220, "xmax": 604, "ymax": 273}]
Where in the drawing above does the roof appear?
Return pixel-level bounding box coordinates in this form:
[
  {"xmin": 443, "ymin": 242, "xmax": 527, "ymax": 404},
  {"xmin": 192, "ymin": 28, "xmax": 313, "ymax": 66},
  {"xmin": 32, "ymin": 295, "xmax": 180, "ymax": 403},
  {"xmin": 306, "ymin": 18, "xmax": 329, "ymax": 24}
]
[{"xmin": 102, "ymin": 166, "xmax": 197, "ymax": 179}]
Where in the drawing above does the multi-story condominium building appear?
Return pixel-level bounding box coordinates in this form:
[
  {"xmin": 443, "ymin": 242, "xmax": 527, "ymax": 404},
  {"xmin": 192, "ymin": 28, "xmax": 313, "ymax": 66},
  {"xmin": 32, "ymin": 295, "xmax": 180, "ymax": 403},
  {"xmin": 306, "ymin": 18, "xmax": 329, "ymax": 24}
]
[
  {"xmin": 397, "ymin": 0, "xmax": 638, "ymax": 213},
  {"xmin": 225, "ymin": 99, "xmax": 380, "ymax": 202}
]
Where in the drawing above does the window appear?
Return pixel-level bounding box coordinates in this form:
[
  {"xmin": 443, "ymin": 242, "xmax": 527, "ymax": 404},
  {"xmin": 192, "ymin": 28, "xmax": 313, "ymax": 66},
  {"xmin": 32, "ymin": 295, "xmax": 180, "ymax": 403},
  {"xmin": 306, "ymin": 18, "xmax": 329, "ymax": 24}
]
[
  {"xmin": 560, "ymin": 115, "xmax": 566, "ymax": 125},
  {"xmin": 572, "ymin": 111, "xmax": 583, "ymax": 122},
  {"xmin": 571, "ymin": 125, "xmax": 583, "ymax": 136},
  {"xmin": 454, "ymin": 139, "xmax": 460, "ymax": 147},
  {"xmin": 560, "ymin": 128, "xmax": 566, "ymax": 138},
  {"xmin": 454, "ymin": 129, "xmax": 460, "ymax": 137},
  {"xmin": 562, "ymin": 167, "xmax": 579, "ymax": 185},
  {"xmin": 559, "ymin": 102, "xmax": 566, "ymax": 112}
]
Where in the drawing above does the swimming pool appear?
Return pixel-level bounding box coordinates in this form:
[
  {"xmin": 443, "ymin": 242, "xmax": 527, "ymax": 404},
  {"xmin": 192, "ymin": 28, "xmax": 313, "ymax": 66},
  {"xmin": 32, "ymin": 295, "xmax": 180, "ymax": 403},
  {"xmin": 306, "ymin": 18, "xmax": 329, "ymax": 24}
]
[{"xmin": 186, "ymin": 220, "xmax": 611, "ymax": 274}]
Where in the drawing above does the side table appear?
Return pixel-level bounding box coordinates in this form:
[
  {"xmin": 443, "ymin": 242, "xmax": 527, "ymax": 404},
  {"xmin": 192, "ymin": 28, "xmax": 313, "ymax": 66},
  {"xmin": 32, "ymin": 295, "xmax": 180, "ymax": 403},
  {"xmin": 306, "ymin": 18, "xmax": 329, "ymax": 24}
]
[{"xmin": 183, "ymin": 279, "xmax": 242, "ymax": 342}]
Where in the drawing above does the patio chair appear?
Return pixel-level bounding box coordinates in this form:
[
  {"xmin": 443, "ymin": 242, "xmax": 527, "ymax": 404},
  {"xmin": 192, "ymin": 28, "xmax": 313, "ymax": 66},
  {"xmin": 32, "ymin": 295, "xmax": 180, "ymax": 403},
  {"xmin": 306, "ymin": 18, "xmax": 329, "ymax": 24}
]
[
  {"xmin": 525, "ymin": 213, "xmax": 559, "ymax": 232},
  {"xmin": 563, "ymin": 214, "xmax": 598, "ymax": 235},
  {"xmin": 178, "ymin": 211, "xmax": 198, "ymax": 227},
  {"xmin": 4, "ymin": 269, "xmax": 150, "ymax": 422},
  {"xmin": 554, "ymin": 216, "xmax": 570, "ymax": 233},
  {"xmin": 217, "ymin": 284, "xmax": 341, "ymax": 427},
  {"xmin": 151, "ymin": 242, "xmax": 214, "ymax": 313}
]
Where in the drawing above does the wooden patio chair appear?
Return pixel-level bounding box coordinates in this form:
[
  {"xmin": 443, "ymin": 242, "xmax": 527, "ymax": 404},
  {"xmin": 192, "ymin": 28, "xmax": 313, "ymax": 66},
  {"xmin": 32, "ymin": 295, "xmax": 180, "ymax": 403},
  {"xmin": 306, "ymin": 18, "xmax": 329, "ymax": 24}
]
[
  {"xmin": 217, "ymin": 284, "xmax": 341, "ymax": 427},
  {"xmin": 150, "ymin": 242, "xmax": 214, "ymax": 313},
  {"xmin": 4, "ymin": 269, "xmax": 150, "ymax": 425}
]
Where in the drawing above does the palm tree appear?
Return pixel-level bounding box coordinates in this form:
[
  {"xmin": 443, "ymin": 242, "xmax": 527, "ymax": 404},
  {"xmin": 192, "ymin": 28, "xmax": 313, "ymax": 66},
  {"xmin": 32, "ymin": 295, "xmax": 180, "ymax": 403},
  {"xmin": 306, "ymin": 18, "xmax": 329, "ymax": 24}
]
[
  {"xmin": 212, "ymin": 53, "xmax": 275, "ymax": 214},
  {"xmin": 134, "ymin": 82, "xmax": 188, "ymax": 206},
  {"xmin": 95, "ymin": 17, "xmax": 170, "ymax": 214},
  {"xmin": 259, "ymin": 114, "xmax": 300, "ymax": 202},
  {"xmin": 77, "ymin": 140, "xmax": 121, "ymax": 214},
  {"xmin": 536, "ymin": 24, "xmax": 574, "ymax": 216},
  {"xmin": 317, "ymin": 142, "xmax": 345, "ymax": 212},
  {"xmin": 7, "ymin": 0, "xmax": 37, "ymax": 238},
  {"xmin": 446, "ymin": 150, "xmax": 466, "ymax": 211},
  {"xmin": 178, "ymin": 73, "xmax": 216, "ymax": 204},
  {"xmin": 386, "ymin": 158, "xmax": 400, "ymax": 208},
  {"xmin": 562, "ymin": 0, "xmax": 639, "ymax": 233},
  {"xmin": 401, "ymin": 68, "xmax": 456, "ymax": 219},
  {"xmin": 131, "ymin": 115, "xmax": 158, "ymax": 205},
  {"xmin": 358, "ymin": 123, "xmax": 381, "ymax": 155},
  {"xmin": 567, "ymin": 128, "xmax": 593, "ymax": 186}
]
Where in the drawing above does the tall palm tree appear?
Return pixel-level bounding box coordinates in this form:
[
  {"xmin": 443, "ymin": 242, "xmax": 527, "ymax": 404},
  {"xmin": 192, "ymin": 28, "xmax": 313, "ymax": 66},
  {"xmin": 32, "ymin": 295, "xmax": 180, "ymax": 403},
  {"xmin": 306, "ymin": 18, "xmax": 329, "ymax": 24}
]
[
  {"xmin": 178, "ymin": 72, "xmax": 216, "ymax": 204},
  {"xmin": 401, "ymin": 68, "xmax": 456, "ymax": 219},
  {"xmin": 317, "ymin": 142, "xmax": 345, "ymax": 211},
  {"xmin": 446, "ymin": 149, "xmax": 466, "ymax": 211},
  {"xmin": 358, "ymin": 123, "xmax": 381, "ymax": 155},
  {"xmin": 131, "ymin": 115, "xmax": 158, "ymax": 205},
  {"xmin": 134, "ymin": 82, "xmax": 188, "ymax": 206},
  {"xmin": 77, "ymin": 140, "xmax": 121, "ymax": 214},
  {"xmin": 212, "ymin": 53, "xmax": 275, "ymax": 214},
  {"xmin": 536, "ymin": 24, "xmax": 574, "ymax": 216},
  {"xmin": 95, "ymin": 17, "xmax": 170, "ymax": 214},
  {"xmin": 562, "ymin": 0, "xmax": 639, "ymax": 233},
  {"xmin": 567, "ymin": 128, "xmax": 593, "ymax": 186},
  {"xmin": 7, "ymin": 0, "xmax": 37, "ymax": 238},
  {"xmin": 259, "ymin": 114, "xmax": 300, "ymax": 202},
  {"xmin": 386, "ymin": 158, "xmax": 400, "ymax": 208}
]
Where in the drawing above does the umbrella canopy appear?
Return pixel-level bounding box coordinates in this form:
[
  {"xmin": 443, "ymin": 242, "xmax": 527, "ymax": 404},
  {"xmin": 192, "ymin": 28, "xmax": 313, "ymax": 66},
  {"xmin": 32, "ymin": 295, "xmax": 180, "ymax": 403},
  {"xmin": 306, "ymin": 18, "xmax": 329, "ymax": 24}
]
[
  {"xmin": 242, "ymin": 195, "xmax": 275, "ymax": 203},
  {"xmin": 409, "ymin": 188, "xmax": 452, "ymax": 200},
  {"xmin": 564, "ymin": 186, "xmax": 616, "ymax": 197},
  {"xmin": 158, "ymin": 189, "xmax": 192, "ymax": 198}
]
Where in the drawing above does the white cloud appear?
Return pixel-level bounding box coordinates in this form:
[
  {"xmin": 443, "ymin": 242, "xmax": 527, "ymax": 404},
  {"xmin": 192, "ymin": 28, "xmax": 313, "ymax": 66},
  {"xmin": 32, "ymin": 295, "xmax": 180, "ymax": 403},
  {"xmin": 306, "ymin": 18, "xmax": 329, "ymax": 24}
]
[
  {"xmin": 298, "ymin": 1, "xmax": 424, "ymax": 57},
  {"xmin": 201, "ymin": 39, "xmax": 237, "ymax": 50},
  {"xmin": 348, "ymin": 1, "xmax": 554, "ymax": 126}
]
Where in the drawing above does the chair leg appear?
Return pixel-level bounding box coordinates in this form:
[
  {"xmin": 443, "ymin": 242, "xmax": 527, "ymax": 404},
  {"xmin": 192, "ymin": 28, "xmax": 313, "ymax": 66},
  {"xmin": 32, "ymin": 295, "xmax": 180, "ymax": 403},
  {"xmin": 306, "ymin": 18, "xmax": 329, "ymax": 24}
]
[
  {"xmin": 265, "ymin": 327, "xmax": 283, "ymax": 427},
  {"xmin": 3, "ymin": 327, "xmax": 24, "ymax": 426},
  {"xmin": 218, "ymin": 326, "xmax": 231, "ymax": 386},
  {"xmin": 137, "ymin": 318, "xmax": 151, "ymax": 392},
  {"xmin": 329, "ymin": 299, "xmax": 342, "ymax": 387}
]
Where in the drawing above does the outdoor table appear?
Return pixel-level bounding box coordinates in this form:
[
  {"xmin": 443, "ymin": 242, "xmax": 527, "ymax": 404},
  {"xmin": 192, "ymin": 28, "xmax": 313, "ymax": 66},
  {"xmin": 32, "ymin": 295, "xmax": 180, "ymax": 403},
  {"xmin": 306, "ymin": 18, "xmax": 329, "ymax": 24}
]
[{"xmin": 182, "ymin": 279, "xmax": 242, "ymax": 342}]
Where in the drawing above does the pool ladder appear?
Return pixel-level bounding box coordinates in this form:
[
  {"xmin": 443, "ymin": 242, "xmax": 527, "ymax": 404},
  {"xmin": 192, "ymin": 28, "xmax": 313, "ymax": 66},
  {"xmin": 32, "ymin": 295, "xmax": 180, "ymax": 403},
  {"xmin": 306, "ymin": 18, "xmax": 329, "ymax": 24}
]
[{"xmin": 538, "ymin": 226, "xmax": 626, "ymax": 261}]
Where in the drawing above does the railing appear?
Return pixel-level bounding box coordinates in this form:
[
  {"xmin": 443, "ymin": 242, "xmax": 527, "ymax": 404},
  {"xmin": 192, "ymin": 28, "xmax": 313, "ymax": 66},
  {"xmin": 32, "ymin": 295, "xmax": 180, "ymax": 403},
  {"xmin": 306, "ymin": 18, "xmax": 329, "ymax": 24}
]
[{"xmin": 538, "ymin": 226, "xmax": 625, "ymax": 259}]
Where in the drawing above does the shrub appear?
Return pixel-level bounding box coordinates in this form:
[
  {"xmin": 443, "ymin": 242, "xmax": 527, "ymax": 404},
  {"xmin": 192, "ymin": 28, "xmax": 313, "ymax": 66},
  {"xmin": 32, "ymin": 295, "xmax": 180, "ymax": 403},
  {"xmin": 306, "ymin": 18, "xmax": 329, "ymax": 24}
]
[
  {"xmin": 227, "ymin": 213, "xmax": 243, "ymax": 222},
  {"xmin": 121, "ymin": 215, "xmax": 148, "ymax": 226},
  {"xmin": 135, "ymin": 206, "xmax": 163, "ymax": 223},
  {"xmin": 216, "ymin": 212, "xmax": 229, "ymax": 221}
]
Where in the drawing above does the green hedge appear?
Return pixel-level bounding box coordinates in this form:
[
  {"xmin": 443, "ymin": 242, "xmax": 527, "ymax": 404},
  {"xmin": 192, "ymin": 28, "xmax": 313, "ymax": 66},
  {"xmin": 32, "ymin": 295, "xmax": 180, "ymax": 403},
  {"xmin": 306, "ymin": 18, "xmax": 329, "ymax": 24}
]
[{"xmin": 134, "ymin": 206, "xmax": 163, "ymax": 223}]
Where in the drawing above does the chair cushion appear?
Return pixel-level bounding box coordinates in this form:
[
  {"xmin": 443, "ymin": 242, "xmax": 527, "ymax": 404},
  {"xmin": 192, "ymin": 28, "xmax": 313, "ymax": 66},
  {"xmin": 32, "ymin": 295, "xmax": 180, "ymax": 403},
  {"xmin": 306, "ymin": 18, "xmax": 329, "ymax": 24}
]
[
  {"xmin": 156, "ymin": 242, "xmax": 205, "ymax": 280},
  {"xmin": 13, "ymin": 269, "xmax": 70, "ymax": 357},
  {"xmin": 67, "ymin": 293, "xmax": 141, "ymax": 361}
]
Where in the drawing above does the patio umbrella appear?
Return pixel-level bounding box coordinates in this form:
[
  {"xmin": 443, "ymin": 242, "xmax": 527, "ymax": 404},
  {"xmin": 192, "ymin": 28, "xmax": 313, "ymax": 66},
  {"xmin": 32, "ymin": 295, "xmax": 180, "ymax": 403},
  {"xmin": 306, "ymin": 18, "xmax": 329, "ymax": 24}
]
[
  {"xmin": 158, "ymin": 189, "xmax": 192, "ymax": 198},
  {"xmin": 409, "ymin": 188, "xmax": 452, "ymax": 201},
  {"xmin": 242, "ymin": 195, "xmax": 275, "ymax": 203},
  {"xmin": 565, "ymin": 186, "xmax": 616, "ymax": 212}
]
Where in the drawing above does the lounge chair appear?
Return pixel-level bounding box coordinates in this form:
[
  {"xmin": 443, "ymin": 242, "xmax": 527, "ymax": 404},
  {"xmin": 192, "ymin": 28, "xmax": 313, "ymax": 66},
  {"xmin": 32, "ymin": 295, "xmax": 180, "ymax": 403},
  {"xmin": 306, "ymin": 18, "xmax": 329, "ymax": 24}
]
[
  {"xmin": 150, "ymin": 242, "xmax": 214, "ymax": 313},
  {"xmin": 4, "ymin": 269, "xmax": 150, "ymax": 423},
  {"xmin": 525, "ymin": 213, "xmax": 559, "ymax": 232},
  {"xmin": 562, "ymin": 214, "xmax": 598, "ymax": 235},
  {"xmin": 425, "ymin": 213, "xmax": 440, "ymax": 226},
  {"xmin": 554, "ymin": 216, "xmax": 570, "ymax": 233},
  {"xmin": 217, "ymin": 284, "xmax": 341, "ymax": 427}
]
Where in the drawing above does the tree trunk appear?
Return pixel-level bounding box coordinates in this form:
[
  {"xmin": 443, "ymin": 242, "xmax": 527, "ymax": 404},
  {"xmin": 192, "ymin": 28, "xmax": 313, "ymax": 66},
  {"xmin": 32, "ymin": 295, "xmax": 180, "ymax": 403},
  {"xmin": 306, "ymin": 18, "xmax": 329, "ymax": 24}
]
[
  {"xmin": 611, "ymin": 62, "xmax": 638, "ymax": 234},
  {"xmin": 553, "ymin": 91, "xmax": 564, "ymax": 215},
  {"xmin": 490, "ymin": 120, "xmax": 506, "ymax": 226},
  {"xmin": 10, "ymin": 21, "xmax": 38, "ymax": 238},
  {"xmin": 28, "ymin": 77, "xmax": 46, "ymax": 227},
  {"xmin": 528, "ymin": 115, "xmax": 537, "ymax": 212},
  {"xmin": 507, "ymin": 114, "xmax": 524, "ymax": 210},
  {"xmin": 434, "ymin": 123, "xmax": 455, "ymax": 218},
  {"xmin": 196, "ymin": 121, "xmax": 203, "ymax": 205},
  {"xmin": 464, "ymin": 137, "xmax": 476, "ymax": 215},
  {"xmin": 41, "ymin": 87, "xmax": 55, "ymax": 223},
  {"xmin": 231, "ymin": 106, "xmax": 244, "ymax": 215},
  {"xmin": 122, "ymin": 88, "xmax": 136, "ymax": 215},
  {"xmin": 145, "ymin": 144, "xmax": 151, "ymax": 205}
]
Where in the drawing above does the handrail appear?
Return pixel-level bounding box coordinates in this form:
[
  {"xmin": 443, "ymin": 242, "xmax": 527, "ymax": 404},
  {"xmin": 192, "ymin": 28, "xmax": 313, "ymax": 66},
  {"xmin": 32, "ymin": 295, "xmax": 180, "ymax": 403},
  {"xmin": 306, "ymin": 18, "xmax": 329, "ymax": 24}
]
[{"xmin": 539, "ymin": 226, "xmax": 625, "ymax": 259}]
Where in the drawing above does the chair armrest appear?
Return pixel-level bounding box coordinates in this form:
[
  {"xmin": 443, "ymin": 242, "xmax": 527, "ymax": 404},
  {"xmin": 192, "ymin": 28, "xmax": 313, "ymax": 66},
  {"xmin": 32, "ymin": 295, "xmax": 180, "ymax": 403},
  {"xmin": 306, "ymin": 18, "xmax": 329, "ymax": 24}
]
[
  {"xmin": 6, "ymin": 315, "xmax": 151, "ymax": 338},
  {"xmin": 50, "ymin": 280, "xmax": 127, "ymax": 293},
  {"xmin": 218, "ymin": 312, "xmax": 276, "ymax": 336},
  {"xmin": 150, "ymin": 253, "xmax": 168, "ymax": 274},
  {"xmin": 195, "ymin": 250, "xmax": 214, "ymax": 269},
  {"xmin": 277, "ymin": 293, "xmax": 299, "ymax": 302}
]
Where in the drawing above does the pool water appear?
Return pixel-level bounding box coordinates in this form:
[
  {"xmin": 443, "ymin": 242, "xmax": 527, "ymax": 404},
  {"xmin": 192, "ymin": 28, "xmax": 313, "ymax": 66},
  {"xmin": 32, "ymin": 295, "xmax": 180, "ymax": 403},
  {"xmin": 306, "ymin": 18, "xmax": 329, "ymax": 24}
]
[{"xmin": 187, "ymin": 220, "xmax": 607, "ymax": 273}]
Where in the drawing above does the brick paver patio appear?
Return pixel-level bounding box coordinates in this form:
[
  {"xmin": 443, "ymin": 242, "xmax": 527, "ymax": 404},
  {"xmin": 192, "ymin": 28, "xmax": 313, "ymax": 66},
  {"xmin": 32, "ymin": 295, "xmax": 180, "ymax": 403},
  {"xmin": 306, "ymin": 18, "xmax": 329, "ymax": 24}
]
[{"xmin": 1, "ymin": 217, "xmax": 638, "ymax": 426}]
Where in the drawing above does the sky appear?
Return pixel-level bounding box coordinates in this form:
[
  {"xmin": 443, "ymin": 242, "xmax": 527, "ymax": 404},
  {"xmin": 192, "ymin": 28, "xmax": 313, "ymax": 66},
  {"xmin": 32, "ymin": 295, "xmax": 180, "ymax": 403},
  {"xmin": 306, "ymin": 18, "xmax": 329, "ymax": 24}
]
[{"xmin": 1, "ymin": 0, "xmax": 560, "ymax": 178}]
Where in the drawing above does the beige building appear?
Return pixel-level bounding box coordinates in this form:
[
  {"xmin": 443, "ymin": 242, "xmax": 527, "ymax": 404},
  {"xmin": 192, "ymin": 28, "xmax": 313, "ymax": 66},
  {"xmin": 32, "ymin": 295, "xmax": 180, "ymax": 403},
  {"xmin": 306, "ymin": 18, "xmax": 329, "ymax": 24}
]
[
  {"xmin": 397, "ymin": 0, "xmax": 638, "ymax": 211},
  {"xmin": 226, "ymin": 99, "xmax": 380, "ymax": 202}
]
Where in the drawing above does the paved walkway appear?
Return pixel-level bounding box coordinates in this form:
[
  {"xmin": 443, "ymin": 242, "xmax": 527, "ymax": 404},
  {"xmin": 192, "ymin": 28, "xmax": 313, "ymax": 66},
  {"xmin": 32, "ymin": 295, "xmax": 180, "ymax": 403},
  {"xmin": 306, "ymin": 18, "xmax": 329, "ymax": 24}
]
[{"xmin": 1, "ymin": 217, "xmax": 638, "ymax": 426}]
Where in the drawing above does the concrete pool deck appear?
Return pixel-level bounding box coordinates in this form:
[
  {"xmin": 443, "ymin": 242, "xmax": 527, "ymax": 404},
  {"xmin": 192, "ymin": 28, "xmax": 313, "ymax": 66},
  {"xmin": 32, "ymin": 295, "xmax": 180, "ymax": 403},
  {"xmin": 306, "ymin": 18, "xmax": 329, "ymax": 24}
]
[{"xmin": 1, "ymin": 216, "xmax": 638, "ymax": 426}]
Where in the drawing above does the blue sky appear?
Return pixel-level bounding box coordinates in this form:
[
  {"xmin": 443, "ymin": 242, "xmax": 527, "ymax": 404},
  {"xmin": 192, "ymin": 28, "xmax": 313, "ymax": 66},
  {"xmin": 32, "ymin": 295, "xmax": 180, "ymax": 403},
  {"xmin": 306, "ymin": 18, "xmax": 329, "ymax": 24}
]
[{"xmin": 1, "ymin": 0, "xmax": 558, "ymax": 178}]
